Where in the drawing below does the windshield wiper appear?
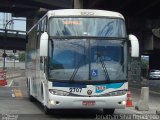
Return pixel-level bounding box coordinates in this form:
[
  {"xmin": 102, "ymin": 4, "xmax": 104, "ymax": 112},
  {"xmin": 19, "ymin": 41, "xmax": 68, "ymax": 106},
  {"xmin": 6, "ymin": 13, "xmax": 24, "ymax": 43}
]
[
  {"xmin": 97, "ymin": 53, "xmax": 110, "ymax": 81},
  {"xmin": 69, "ymin": 56, "xmax": 84, "ymax": 82}
]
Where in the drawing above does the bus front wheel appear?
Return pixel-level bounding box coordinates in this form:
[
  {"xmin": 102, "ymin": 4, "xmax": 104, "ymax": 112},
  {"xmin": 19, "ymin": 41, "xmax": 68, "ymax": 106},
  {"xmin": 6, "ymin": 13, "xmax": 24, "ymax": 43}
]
[
  {"xmin": 103, "ymin": 109, "xmax": 115, "ymax": 115},
  {"xmin": 44, "ymin": 106, "xmax": 52, "ymax": 115}
]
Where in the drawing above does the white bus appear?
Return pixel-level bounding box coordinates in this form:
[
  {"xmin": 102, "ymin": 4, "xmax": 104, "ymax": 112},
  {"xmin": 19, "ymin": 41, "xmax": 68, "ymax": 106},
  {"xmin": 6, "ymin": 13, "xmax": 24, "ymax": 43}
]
[{"xmin": 26, "ymin": 9, "xmax": 139, "ymax": 114}]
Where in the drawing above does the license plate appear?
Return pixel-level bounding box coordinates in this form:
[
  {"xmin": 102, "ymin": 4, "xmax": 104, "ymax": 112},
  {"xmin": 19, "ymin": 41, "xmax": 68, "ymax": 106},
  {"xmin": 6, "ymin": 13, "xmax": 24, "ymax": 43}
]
[{"xmin": 82, "ymin": 101, "xmax": 95, "ymax": 106}]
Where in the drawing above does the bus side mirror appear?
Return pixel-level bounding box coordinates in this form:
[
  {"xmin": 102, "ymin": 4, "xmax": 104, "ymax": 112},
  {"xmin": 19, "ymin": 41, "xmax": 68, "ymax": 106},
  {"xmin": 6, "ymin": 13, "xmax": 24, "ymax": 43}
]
[
  {"xmin": 129, "ymin": 34, "xmax": 139, "ymax": 57},
  {"xmin": 40, "ymin": 32, "xmax": 48, "ymax": 57}
]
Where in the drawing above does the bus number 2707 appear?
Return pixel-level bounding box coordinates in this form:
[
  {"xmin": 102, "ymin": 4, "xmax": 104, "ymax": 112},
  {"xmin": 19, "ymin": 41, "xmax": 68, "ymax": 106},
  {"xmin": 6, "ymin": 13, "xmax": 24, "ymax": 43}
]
[{"xmin": 69, "ymin": 88, "xmax": 82, "ymax": 93}]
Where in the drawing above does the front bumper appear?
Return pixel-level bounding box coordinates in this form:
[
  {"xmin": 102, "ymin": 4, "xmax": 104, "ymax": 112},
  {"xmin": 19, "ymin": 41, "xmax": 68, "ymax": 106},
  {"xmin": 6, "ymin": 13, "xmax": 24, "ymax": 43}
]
[{"xmin": 47, "ymin": 94, "xmax": 127, "ymax": 109}]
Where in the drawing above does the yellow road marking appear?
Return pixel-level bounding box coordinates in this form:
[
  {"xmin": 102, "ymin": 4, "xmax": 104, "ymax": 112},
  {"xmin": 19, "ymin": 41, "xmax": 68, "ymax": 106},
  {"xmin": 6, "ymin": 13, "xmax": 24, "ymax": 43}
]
[{"xmin": 13, "ymin": 89, "xmax": 23, "ymax": 98}]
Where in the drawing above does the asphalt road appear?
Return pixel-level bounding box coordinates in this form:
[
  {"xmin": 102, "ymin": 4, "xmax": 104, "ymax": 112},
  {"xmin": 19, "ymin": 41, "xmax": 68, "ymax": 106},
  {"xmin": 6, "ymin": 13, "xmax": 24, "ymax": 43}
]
[{"xmin": 0, "ymin": 77, "xmax": 159, "ymax": 120}]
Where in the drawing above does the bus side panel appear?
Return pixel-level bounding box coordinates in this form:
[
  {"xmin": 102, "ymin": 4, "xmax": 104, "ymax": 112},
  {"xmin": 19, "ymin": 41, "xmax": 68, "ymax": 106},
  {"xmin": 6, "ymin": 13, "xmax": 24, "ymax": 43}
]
[{"xmin": 26, "ymin": 50, "xmax": 38, "ymax": 98}]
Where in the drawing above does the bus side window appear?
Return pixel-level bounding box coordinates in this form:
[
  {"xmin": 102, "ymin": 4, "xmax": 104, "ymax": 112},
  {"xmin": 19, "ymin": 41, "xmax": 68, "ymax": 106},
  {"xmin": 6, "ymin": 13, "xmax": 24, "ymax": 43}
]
[
  {"xmin": 36, "ymin": 23, "xmax": 41, "ymax": 49},
  {"xmin": 44, "ymin": 57, "xmax": 48, "ymax": 74},
  {"xmin": 41, "ymin": 17, "xmax": 47, "ymax": 33},
  {"xmin": 40, "ymin": 57, "xmax": 44, "ymax": 70}
]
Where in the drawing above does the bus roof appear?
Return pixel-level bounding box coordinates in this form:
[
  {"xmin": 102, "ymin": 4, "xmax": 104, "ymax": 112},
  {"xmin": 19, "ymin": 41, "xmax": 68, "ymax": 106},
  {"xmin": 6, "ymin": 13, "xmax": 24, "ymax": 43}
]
[{"xmin": 47, "ymin": 9, "xmax": 124, "ymax": 19}]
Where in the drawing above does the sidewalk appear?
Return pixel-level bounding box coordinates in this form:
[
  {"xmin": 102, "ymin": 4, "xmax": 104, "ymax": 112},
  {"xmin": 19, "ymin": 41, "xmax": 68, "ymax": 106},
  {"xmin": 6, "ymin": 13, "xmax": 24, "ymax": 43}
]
[
  {"xmin": 128, "ymin": 86, "xmax": 160, "ymax": 114},
  {"xmin": 5, "ymin": 69, "xmax": 25, "ymax": 87}
]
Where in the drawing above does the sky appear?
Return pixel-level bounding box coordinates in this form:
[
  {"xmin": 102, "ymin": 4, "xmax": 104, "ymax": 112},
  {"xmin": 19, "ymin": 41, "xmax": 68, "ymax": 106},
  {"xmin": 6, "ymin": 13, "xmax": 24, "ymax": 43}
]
[{"xmin": 0, "ymin": 12, "xmax": 26, "ymax": 31}]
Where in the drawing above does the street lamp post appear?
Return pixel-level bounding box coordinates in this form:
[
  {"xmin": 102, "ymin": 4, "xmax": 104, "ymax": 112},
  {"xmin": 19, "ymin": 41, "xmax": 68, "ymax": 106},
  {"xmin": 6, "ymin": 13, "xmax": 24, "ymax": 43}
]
[
  {"xmin": 3, "ymin": 18, "xmax": 27, "ymax": 70},
  {"xmin": 13, "ymin": 49, "xmax": 16, "ymax": 70},
  {"xmin": 2, "ymin": 50, "xmax": 7, "ymax": 70},
  {"xmin": 3, "ymin": 19, "xmax": 13, "ymax": 70}
]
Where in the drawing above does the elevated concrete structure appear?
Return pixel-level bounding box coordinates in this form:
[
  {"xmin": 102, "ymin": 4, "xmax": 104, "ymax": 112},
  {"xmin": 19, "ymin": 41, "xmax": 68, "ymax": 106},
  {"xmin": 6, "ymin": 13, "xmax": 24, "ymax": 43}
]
[
  {"xmin": 0, "ymin": 0, "xmax": 160, "ymax": 71},
  {"xmin": 0, "ymin": 29, "xmax": 26, "ymax": 50},
  {"xmin": 83, "ymin": 0, "xmax": 160, "ymax": 75},
  {"xmin": 0, "ymin": 0, "xmax": 73, "ymax": 50},
  {"xmin": 0, "ymin": 0, "xmax": 73, "ymax": 17},
  {"xmin": 74, "ymin": 0, "xmax": 83, "ymax": 9},
  {"xmin": 83, "ymin": 0, "xmax": 160, "ymax": 18}
]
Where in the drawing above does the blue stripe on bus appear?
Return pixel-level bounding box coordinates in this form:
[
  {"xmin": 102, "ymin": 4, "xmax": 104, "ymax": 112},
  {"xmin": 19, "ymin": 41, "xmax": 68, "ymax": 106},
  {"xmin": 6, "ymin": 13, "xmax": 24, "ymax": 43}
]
[
  {"xmin": 52, "ymin": 82, "xmax": 87, "ymax": 88},
  {"xmin": 106, "ymin": 83, "xmax": 124, "ymax": 89}
]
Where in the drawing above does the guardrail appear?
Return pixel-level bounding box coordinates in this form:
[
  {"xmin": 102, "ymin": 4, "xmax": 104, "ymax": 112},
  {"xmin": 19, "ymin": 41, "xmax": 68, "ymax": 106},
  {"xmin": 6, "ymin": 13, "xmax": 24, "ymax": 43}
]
[
  {"xmin": 0, "ymin": 29, "xmax": 26, "ymax": 36},
  {"xmin": 5, "ymin": 68, "xmax": 25, "ymax": 79}
]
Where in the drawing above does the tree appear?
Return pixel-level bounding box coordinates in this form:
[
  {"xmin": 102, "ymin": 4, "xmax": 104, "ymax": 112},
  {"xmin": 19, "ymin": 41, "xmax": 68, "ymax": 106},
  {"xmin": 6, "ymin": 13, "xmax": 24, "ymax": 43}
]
[{"xmin": 19, "ymin": 52, "xmax": 25, "ymax": 62}]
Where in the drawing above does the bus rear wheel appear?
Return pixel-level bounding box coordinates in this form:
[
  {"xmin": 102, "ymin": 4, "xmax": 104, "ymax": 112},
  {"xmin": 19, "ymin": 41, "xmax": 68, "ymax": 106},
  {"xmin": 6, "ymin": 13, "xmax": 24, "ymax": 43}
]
[
  {"xmin": 103, "ymin": 109, "xmax": 115, "ymax": 115},
  {"xmin": 29, "ymin": 94, "xmax": 36, "ymax": 102},
  {"xmin": 28, "ymin": 82, "xmax": 36, "ymax": 102}
]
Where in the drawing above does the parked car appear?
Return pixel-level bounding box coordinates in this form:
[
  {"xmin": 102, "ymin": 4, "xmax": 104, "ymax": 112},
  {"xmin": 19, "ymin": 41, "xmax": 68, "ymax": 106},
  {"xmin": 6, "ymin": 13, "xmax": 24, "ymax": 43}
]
[{"xmin": 149, "ymin": 69, "xmax": 160, "ymax": 80}]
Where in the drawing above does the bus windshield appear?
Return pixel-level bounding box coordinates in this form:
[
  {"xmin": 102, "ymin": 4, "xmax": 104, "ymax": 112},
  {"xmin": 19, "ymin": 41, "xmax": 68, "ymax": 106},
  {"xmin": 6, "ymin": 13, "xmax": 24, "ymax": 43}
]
[
  {"xmin": 48, "ymin": 39, "xmax": 127, "ymax": 82},
  {"xmin": 48, "ymin": 17, "xmax": 127, "ymax": 83},
  {"xmin": 49, "ymin": 17, "xmax": 126, "ymax": 37}
]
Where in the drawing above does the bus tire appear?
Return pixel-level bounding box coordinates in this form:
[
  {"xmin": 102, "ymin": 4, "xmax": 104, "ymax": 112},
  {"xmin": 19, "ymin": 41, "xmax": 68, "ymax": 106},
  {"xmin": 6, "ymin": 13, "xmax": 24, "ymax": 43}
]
[
  {"xmin": 44, "ymin": 106, "xmax": 52, "ymax": 115},
  {"xmin": 29, "ymin": 95, "xmax": 36, "ymax": 102},
  {"xmin": 103, "ymin": 109, "xmax": 115, "ymax": 115},
  {"xmin": 28, "ymin": 81, "xmax": 36, "ymax": 102}
]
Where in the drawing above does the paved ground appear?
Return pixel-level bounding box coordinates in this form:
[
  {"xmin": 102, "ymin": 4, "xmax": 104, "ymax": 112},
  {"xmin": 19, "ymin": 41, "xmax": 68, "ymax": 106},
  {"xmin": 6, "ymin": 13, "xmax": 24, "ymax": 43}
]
[{"xmin": 0, "ymin": 77, "xmax": 159, "ymax": 120}]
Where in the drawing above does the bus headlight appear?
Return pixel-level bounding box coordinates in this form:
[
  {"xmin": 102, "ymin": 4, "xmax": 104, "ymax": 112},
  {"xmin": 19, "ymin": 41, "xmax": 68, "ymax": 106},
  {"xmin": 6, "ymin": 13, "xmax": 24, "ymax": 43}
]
[
  {"xmin": 108, "ymin": 90, "xmax": 127, "ymax": 96},
  {"xmin": 49, "ymin": 89, "xmax": 69, "ymax": 96}
]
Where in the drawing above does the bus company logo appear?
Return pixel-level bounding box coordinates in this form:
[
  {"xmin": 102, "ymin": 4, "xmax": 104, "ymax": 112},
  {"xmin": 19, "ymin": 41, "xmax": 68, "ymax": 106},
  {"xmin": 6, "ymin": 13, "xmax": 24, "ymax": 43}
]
[
  {"xmin": 97, "ymin": 86, "xmax": 106, "ymax": 91},
  {"xmin": 87, "ymin": 90, "xmax": 92, "ymax": 95},
  {"xmin": 81, "ymin": 11, "xmax": 94, "ymax": 16},
  {"xmin": 96, "ymin": 85, "xmax": 106, "ymax": 93}
]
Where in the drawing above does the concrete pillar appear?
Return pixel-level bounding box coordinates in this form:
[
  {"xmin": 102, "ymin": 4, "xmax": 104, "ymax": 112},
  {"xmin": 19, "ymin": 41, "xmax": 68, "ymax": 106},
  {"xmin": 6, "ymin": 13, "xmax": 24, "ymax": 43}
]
[
  {"xmin": 152, "ymin": 28, "xmax": 160, "ymax": 39},
  {"xmin": 135, "ymin": 87, "xmax": 149, "ymax": 111},
  {"xmin": 74, "ymin": 0, "xmax": 83, "ymax": 9},
  {"xmin": 156, "ymin": 106, "xmax": 160, "ymax": 115},
  {"xmin": 128, "ymin": 57, "xmax": 141, "ymax": 82}
]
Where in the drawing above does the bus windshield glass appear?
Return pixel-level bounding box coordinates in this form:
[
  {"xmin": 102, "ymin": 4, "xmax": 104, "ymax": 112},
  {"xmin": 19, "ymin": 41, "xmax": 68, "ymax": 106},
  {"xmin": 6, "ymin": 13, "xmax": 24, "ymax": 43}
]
[
  {"xmin": 49, "ymin": 17, "xmax": 126, "ymax": 37},
  {"xmin": 48, "ymin": 17, "xmax": 127, "ymax": 83},
  {"xmin": 48, "ymin": 39, "xmax": 127, "ymax": 82}
]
